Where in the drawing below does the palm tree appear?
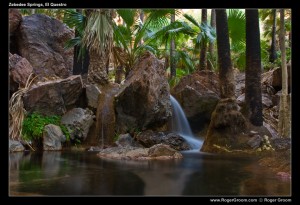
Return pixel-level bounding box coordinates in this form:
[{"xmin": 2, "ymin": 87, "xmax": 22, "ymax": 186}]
[
  {"xmin": 64, "ymin": 9, "xmax": 90, "ymax": 75},
  {"xmin": 278, "ymin": 9, "xmax": 291, "ymax": 138},
  {"xmin": 199, "ymin": 9, "xmax": 208, "ymax": 70},
  {"xmin": 82, "ymin": 9, "xmax": 115, "ymax": 85},
  {"xmin": 269, "ymin": 9, "xmax": 277, "ymax": 63},
  {"xmin": 244, "ymin": 9, "xmax": 263, "ymax": 126},
  {"xmin": 216, "ymin": 9, "xmax": 235, "ymax": 98},
  {"xmin": 170, "ymin": 12, "xmax": 176, "ymax": 77},
  {"xmin": 183, "ymin": 13, "xmax": 216, "ymax": 71},
  {"xmin": 207, "ymin": 9, "xmax": 216, "ymax": 70}
]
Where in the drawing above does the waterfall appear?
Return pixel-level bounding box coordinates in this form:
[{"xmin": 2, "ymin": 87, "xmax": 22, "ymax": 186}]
[{"xmin": 170, "ymin": 95, "xmax": 203, "ymax": 150}]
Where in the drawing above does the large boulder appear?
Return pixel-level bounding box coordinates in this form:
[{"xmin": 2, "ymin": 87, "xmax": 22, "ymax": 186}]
[
  {"xmin": 9, "ymin": 9, "xmax": 22, "ymax": 33},
  {"xmin": 61, "ymin": 108, "xmax": 95, "ymax": 142},
  {"xmin": 136, "ymin": 130, "xmax": 191, "ymax": 151},
  {"xmin": 23, "ymin": 75, "xmax": 83, "ymax": 115},
  {"xmin": 261, "ymin": 65, "xmax": 291, "ymax": 92},
  {"xmin": 115, "ymin": 52, "xmax": 171, "ymax": 133},
  {"xmin": 9, "ymin": 53, "xmax": 33, "ymax": 95},
  {"xmin": 171, "ymin": 70, "xmax": 220, "ymax": 133},
  {"xmin": 85, "ymin": 84, "xmax": 101, "ymax": 110},
  {"xmin": 17, "ymin": 14, "xmax": 74, "ymax": 78},
  {"xmin": 43, "ymin": 124, "xmax": 66, "ymax": 151}
]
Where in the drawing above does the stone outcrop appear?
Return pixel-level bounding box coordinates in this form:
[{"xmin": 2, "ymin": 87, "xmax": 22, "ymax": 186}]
[
  {"xmin": 9, "ymin": 53, "xmax": 33, "ymax": 94},
  {"xmin": 17, "ymin": 14, "xmax": 74, "ymax": 78},
  {"xmin": 171, "ymin": 70, "xmax": 220, "ymax": 133},
  {"xmin": 115, "ymin": 52, "xmax": 171, "ymax": 133},
  {"xmin": 136, "ymin": 130, "xmax": 191, "ymax": 151},
  {"xmin": 201, "ymin": 98, "xmax": 248, "ymax": 153},
  {"xmin": 23, "ymin": 75, "xmax": 83, "ymax": 115},
  {"xmin": 9, "ymin": 9, "xmax": 22, "ymax": 33},
  {"xmin": 43, "ymin": 124, "xmax": 66, "ymax": 151},
  {"xmin": 61, "ymin": 108, "xmax": 95, "ymax": 142}
]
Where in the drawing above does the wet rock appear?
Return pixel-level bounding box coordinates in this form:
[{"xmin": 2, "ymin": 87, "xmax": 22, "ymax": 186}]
[
  {"xmin": 115, "ymin": 51, "xmax": 171, "ymax": 133},
  {"xmin": 9, "ymin": 139, "xmax": 25, "ymax": 152},
  {"xmin": 171, "ymin": 70, "xmax": 220, "ymax": 133},
  {"xmin": 97, "ymin": 144, "xmax": 182, "ymax": 160},
  {"xmin": 136, "ymin": 130, "xmax": 191, "ymax": 151},
  {"xmin": 247, "ymin": 135, "xmax": 262, "ymax": 149},
  {"xmin": 23, "ymin": 75, "xmax": 83, "ymax": 115},
  {"xmin": 148, "ymin": 144, "xmax": 183, "ymax": 158},
  {"xmin": 61, "ymin": 108, "xmax": 95, "ymax": 141},
  {"xmin": 115, "ymin": 133, "xmax": 143, "ymax": 148},
  {"xmin": 96, "ymin": 84, "xmax": 120, "ymax": 145},
  {"xmin": 43, "ymin": 124, "xmax": 66, "ymax": 151},
  {"xmin": 17, "ymin": 14, "xmax": 74, "ymax": 78},
  {"xmin": 201, "ymin": 98, "xmax": 248, "ymax": 153},
  {"xmin": 9, "ymin": 53, "xmax": 33, "ymax": 94},
  {"xmin": 9, "ymin": 9, "xmax": 22, "ymax": 33},
  {"xmin": 271, "ymin": 138, "xmax": 291, "ymax": 151}
]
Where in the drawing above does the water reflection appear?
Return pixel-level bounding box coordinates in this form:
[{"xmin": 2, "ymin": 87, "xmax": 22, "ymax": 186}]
[{"xmin": 9, "ymin": 151, "xmax": 290, "ymax": 196}]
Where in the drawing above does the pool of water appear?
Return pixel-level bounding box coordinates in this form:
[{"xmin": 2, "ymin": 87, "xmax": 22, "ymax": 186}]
[{"xmin": 9, "ymin": 150, "xmax": 290, "ymax": 196}]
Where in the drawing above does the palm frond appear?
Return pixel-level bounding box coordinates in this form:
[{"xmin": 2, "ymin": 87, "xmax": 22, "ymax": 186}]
[
  {"xmin": 183, "ymin": 13, "xmax": 200, "ymax": 28},
  {"xmin": 82, "ymin": 10, "xmax": 113, "ymax": 56},
  {"xmin": 116, "ymin": 9, "xmax": 137, "ymax": 27},
  {"xmin": 63, "ymin": 9, "xmax": 86, "ymax": 36},
  {"xmin": 228, "ymin": 9, "xmax": 246, "ymax": 46}
]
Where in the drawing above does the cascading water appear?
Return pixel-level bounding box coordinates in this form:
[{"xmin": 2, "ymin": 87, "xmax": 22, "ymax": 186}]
[{"xmin": 170, "ymin": 95, "xmax": 203, "ymax": 150}]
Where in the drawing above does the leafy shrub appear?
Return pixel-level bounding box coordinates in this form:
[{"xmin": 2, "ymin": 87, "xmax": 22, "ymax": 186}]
[{"xmin": 22, "ymin": 112, "xmax": 70, "ymax": 141}]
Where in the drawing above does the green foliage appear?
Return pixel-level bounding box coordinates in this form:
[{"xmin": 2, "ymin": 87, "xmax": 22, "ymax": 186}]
[
  {"xmin": 169, "ymin": 68, "xmax": 190, "ymax": 87},
  {"xmin": 22, "ymin": 112, "xmax": 70, "ymax": 142}
]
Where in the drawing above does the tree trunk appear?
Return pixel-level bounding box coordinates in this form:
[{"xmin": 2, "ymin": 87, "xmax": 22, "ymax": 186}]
[
  {"xmin": 139, "ymin": 10, "xmax": 144, "ymax": 45},
  {"xmin": 269, "ymin": 9, "xmax": 277, "ymax": 63},
  {"xmin": 278, "ymin": 9, "xmax": 291, "ymax": 138},
  {"xmin": 215, "ymin": 9, "xmax": 235, "ymax": 98},
  {"xmin": 244, "ymin": 9, "xmax": 263, "ymax": 126},
  {"xmin": 207, "ymin": 9, "xmax": 216, "ymax": 70},
  {"xmin": 170, "ymin": 13, "xmax": 176, "ymax": 78},
  {"xmin": 73, "ymin": 9, "xmax": 89, "ymax": 75},
  {"xmin": 199, "ymin": 9, "xmax": 208, "ymax": 70},
  {"xmin": 86, "ymin": 9, "xmax": 113, "ymax": 85},
  {"xmin": 88, "ymin": 48, "xmax": 109, "ymax": 84},
  {"xmin": 115, "ymin": 65, "xmax": 123, "ymax": 84}
]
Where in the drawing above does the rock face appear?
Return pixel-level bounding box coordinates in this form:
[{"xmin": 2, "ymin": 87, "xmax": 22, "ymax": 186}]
[
  {"xmin": 61, "ymin": 108, "xmax": 95, "ymax": 141},
  {"xmin": 43, "ymin": 124, "xmax": 66, "ymax": 151},
  {"xmin": 17, "ymin": 14, "xmax": 74, "ymax": 78},
  {"xmin": 9, "ymin": 53, "xmax": 33, "ymax": 94},
  {"xmin": 23, "ymin": 75, "xmax": 83, "ymax": 115},
  {"xmin": 9, "ymin": 9, "xmax": 22, "ymax": 33},
  {"xmin": 96, "ymin": 84, "xmax": 120, "ymax": 145},
  {"xmin": 171, "ymin": 70, "xmax": 220, "ymax": 133},
  {"xmin": 115, "ymin": 52, "xmax": 171, "ymax": 133},
  {"xmin": 9, "ymin": 139, "xmax": 25, "ymax": 152},
  {"xmin": 136, "ymin": 130, "xmax": 191, "ymax": 151}
]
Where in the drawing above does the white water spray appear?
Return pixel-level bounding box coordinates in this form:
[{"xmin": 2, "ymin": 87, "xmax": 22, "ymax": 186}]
[{"xmin": 170, "ymin": 95, "xmax": 203, "ymax": 150}]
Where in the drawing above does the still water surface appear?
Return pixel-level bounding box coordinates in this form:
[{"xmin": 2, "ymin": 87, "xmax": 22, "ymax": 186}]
[{"xmin": 9, "ymin": 151, "xmax": 290, "ymax": 196}]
